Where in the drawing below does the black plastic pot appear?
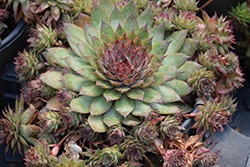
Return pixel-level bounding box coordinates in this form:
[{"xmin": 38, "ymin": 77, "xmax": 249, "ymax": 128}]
[{"xmin": 0, "ymin": 19, "xmax": 28, "ymax": 111}]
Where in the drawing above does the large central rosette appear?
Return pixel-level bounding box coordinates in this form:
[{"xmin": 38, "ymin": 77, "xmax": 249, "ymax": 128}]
[{"xmin": 40, "ymin": 0, "xmax": 198, "ymax": 132}]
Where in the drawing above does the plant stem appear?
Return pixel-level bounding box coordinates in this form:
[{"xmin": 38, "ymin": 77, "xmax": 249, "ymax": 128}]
[{"xmin": 197, "ymin": 0, "xmax": 215, "ymax": 12}]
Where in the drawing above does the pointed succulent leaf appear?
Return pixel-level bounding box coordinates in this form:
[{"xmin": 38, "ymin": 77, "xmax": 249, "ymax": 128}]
[
  {"xmin": 75, "ymin": 42, "xmax": 96, "ymax": 57},
  {"xmin": 135, "ymin": 24, "xmax": 148, "ymax": 41},
  {"xmin": 142, "ymin": 87, "xmax": 162, "ymax": 103},
  {"xmin": 70, "ymin": 96, "xmax": 94, "ymax": 113},
  {"xmin": 20, "ymin": 107, "xmax": 36, "ymax": 125},
  {"xmin": 150, "ymin": 41, "xmax": 170, "ymax": 55},
  {"xmin": 20, "ymin": 124, "xmax": 40, "ymax": 138},
  {"xmin": 84, "ymin": 24, "xmax": 101, "ymax": 45},
  {"xmin": 121, "ymin": 0, "xmax": 138, "ymax": 20},
  {"xmin": 103, "ymin": 89, "xmax": 121, "ymax": 102},
  {"xmin": 44, "ymin": 47, "xmax": 77, "ymax": 67},
  {"xmin": 80, "ymin": 82, "xmax": 104, "ymax": 96},
  {"xmin": 137, "ymin": 8, "xmax": 153, "ymax": 29},
  {"xmin": 162, "ymin": 53, "xmax": 189, "ymax": 68},
  {"xmin": 178, "ymin": 38, "xmax": 197, "ymax": 57},
  {"xmin": 126, "ymin": 88, "xmax": 144, "ymax": 101},
  {"xmin": 142, "ymin": 37, "xmax": 152, "ymax": 53},
  {"xmin": 124, "ymin": 13, "xmax": 139, "ymax": 32},
  {"xmin": 90, "ymin": 35, "xmax": 104, "ymax": 48},
  {"xmin": 64, "ymin": 57, "xmax": 90, "ymax": 72},
  {"xmin": 88, "ymin": 115, "xmax": 107, "ymax": 132},
  {"xmin": 163, "ymin": 79, "xmax": 192, "ymax": 97},
  {"xmin": 165, "ymin": 30, "xmax": 188, "ymax": 54},
  {"xmin": 91, "ymin": 4, "xmax": 108, "ymax": 31},
  {"xmin": 109, "ymin": 6, "xmax": 124, "ymax": 30},
  {"xmin": 115, "ymin": 24, "xmax": 126, "ymax": 37},
  {"xmin": 150, "ymin": 103, "xmax": 180, "ymax": 114},
  {"xmin": 101, "ymin": 20, "xmax": 114, "ymax": 38},
  {"xmin": 85, "ymin": 55, "xmax": 98, "ymax": 69},
  {"xmin": 158, "ymin": 65, "xmax": 183, "ymax": 79},
  {"xmin": 64, "ymin": 23, "xmax": 86, "ymax": 43},
  {"xmin": 177, "ymin": 61, "xmax": 203, "ymax": 81},
  {"xmin": 132, "ymin": 100, "xmax": 151, "ymax": 117},
  {"xmin": 151, "ymin": 72, "xmax": 171, "ymax": 86},
  {"xmin": 99, "ymin": 0, "xmax": 115, "ymax": 16},
  {"xmin": 103, "ymin": 105, "xmax": 123, "ymax": 127},
  {"xmin": 40, "ymin": 71, "xmax": 63, "ymax": 89},
  {"xmin": 96, "ymin": 80, "xmax": 113, "ymax": 89},
  {"xmin": 90, "ymin": 96, "xmax": 112, "ymax": 116},
  {"xmin": 149, "ymin": 23, "xmax": 165, "ymax": 45},
  {"xmin": 153, "ymin": 85, "xmax": 182, "ymax": 103},
  {"xmin": 127, "ymin": 29, "xmax": 137, "ymax": 40},
  {"xmin": 62, "ymin": 74, "xmax": 89, "ymax": 92},
  {"xmin": 115, "ymin": 94, "xmax": 134, "ymax": 118},
  {"xmin": 122, "ymin": 114, "xmax": 141, "ymax": 126},
  {"xmin": 77, "ymin": 67, "xmax": 99, "ymax": 81},
  {"xmin": 116, "ymin": 87, "xmax": 131, "ymax": 93}
]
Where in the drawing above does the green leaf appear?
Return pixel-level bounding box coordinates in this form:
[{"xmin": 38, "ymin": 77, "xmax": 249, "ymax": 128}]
[
  {"xmin": 142, "ymin": 37, "xmax": 152, "ymax": 53},
  {"xmin": 91, "ymin": 4, "xmax": 108, "ymax": 31},
  {"xmin": 101, "ymin": 20, "xmax": 114, "ymax": 38},
  {"xmin": 178, "ymin": 38, "xmax": 197, "ymax": 57},
  {"xmin": 153, "ymin": 85, "xmax": 182, "ymax": 103},
  {"xmin": 70, "ymin": 96, "xmax": 94, "ymax": 114},
  {"xmin": 115, "ymin": 94, "xmax": 134, "ymax": 118},
  {"xmin": 64, "ymin": 57, "xmax": 90, "ymax": 72},
  {"xmin": 64, "ymin": 23, "xmax": 86, "ymax": 43},
  {"xmin": 80, "ymin": 82, "xmax": 104, "ymax": 97},
  {"xmin": 165, "ymin": 30, "xmax": 187, "ymax": 54},
  {"xmin": 40, "ymin": 71, "xmax": 63, "ymax": 89},
  {"xmin": 124, "ymin": 13, "xmax": 139, "ymax": 33},
  {"xmin": 77, "ymin": 67, "xmax": 99, "ymax": 81},
  {"xmin": 151, "ymin": 72, "xmax": 171, "ymax": 86},
  {"xmin": 90, "ymin": 96, "xmax": 112, "ymax": 116},
  {"xmin": 90, "ymin": 35, "xmax": 104, "ymax": 48},
  {"xmin": 103, "ymin": 105, "xmax": 123, "ymax": 127},
  {"xmin": 135, "ymin": 24, "xmax": 148, "ymax": 41},
  {"xmin": 75, "ymin": 42, "xmax": 96, "ymax": 57},
  {"xmin": 109, "ymin": 6, "xmax": 124, "ymax": 30},
  {"xmin": 44, "ymin": 47, "xmax": 77, "ymax": 67},
  {"xmin": 122, "ymin": 114, "xmax": 141, "ymax": 126},
  {"xmin": 103, "ymin": 89, "xmax": 122, "ymax": 102},
  {"xmin": 142, "ymin": 87, "xmax": 162, "ymax": 103},
  {"xmin": 149, "ymin": 23, "xmax": 165, "ymax": 45},
  {"xmin": 163, "ymin": 79, "xmax": 192, "ymax": 97},
  {"xmin": 96, "ymin": 80, "xmax": 113, "ymax": 89},
  {"xmin": 177, "ymin": 61, "xmax": 203, "ymax": 81},
  {"xmin": 162, "ymin": 53, "xmax": 188, "ymax": 68},
  {"xmin": 150, "ymin": 41, "xmax": 170, "ymax": 55},
  {"xmin": 121, "ymin": 0, "xmax": 138, "ymax": 20},
  {"xmin": 132, "ymin": 100, "xmax": 151, "ymax": 117},
  {"xmin": 84, "ymin": 24, "xmax": 101, "ymax": 46},
  {"xmin": 158, "ymin": 65, "xmax": 183, "ymax": 79},
  {"xmin": 137, "ymin": 8, "xmax": 153, "ymax": 29},
  {"xmin": 62, "ymin": 74, "xmax": 89, "ymax": 92},
  {"xmin": 88, "ymin": 115, "xmax": 107, "ymax": 132},
  {"xmin": 126, "ymin": 88, "xmax": 144, "ymax": 101},
  {"xmin": 150, "ymin": 103, "xmax": 180, "ymax": 114},
  {"xmin": 99, "ymin": 0, "xmax": 115, "ymax": 16},
  {"xmin": 115, "ymin": 23, "xmax": 126, "ymax": 37}
]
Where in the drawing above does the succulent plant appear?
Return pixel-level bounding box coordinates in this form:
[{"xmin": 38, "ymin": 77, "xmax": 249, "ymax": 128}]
[
  {"xmin": 32, "ymin": 0, "xmax": 74, "ymax": 25},
  {"xmin": 24, "ymin": 139, "xmax": 57, "ymax": 167},
  {"xmin": 162, "ymin": 149, "xmax": 186, "ymax": 167},
  {"xmin": 198, "ymin": 48, "xmax": 244, "ymax": 94},
  {"xmin": 119, "ymin": 161, "xmax": 142, "ymax": 167},
  {"xmin": 189, "ymin": 96, "xmax": 237, "ymax": 133},
  {"xmin": 173, "ymin": 10, "xmax": 198, "ymax": 32},
  {"xmin": 61, "ymin": 109, "xmax": 85, "ymax": 128},
  {"xmin": 6, "ymin": 0, "xmax": 34, "ymax": 23},
  {"xmin": 70, "ymin": 0, "xmax": 94, "ymax": 15},
  {"xmin": 121, "ymin": 136, "xmax": 146, "ymax": 161},
  {"xmin": 38, "ymin": 109, "xmax": 62, "ymax": 133},
  {"xmin": 0, "ymin": 94, "xmax": 40, "ymax": 155},
  {"xmin": 173, "ymin": 0, "xmax": 199, "ymax": 12},
  {"xmin": 76, "ymin": 120, "xmax": 98, "ymax": 142},
  {"xmin": 229, "ymin": 1, "xmax": 250, "ymax": 31},
  {"xmin": 40, "ymin": 0, "xmax": 199, "ymax": 133},
  {"xmin": 14, "ymin": 49, "xmax": 45, "ymax": 82},
  {"xmin": 87, "ymin": 145, "xmax": 122, "ymax": 167},
  {"xmin": 107, "ymin": 124, "xmax": 126, "ymax": 145},
  {"xmin": 158, "ymin": 116, "xmax": 181, "ymax": 138},
  {"xmin": 154, "ymin": 8, "xmax": 175, "ymax": 31},
  {"xmin": 54, "ymin": 153, "xmax": 85, "ymax": 167},
  {"xmin": 27, "ymin": 24, "xmax": 59, "ymax": 53},
  {"xmin": 133, "ymin": 121, "xmax": 158, "ymax": 144},
  {"xmin": 201, "ymin": 11, "xmax": 235, "ymax": 55},
  {"xmin": 187, "ymin": 68, "xmax": 216, "ymax": 96}
]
